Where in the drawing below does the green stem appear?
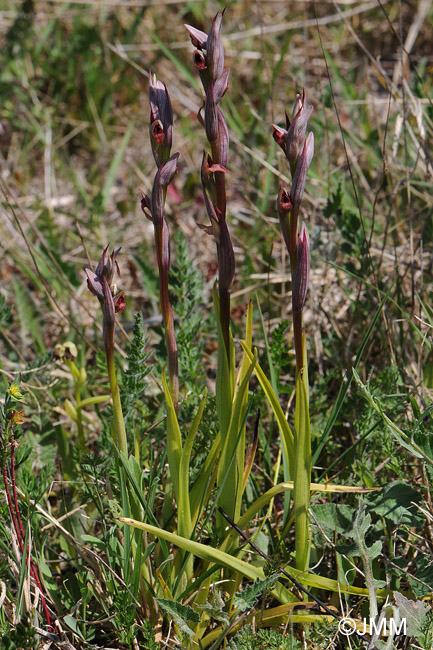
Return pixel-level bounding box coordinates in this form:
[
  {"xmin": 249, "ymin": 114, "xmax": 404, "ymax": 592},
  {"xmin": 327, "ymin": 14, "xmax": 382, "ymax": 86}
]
[
  {"xmin": 106, "ymin": 344, "xmax": 128, "ymax": 457},
  {"xmin": 293, "ymin": 341, "xmax": 311, "ymax": 572},
  {"xmin": 67, "ymin": 360, "xmax": 85, "ymax": 452},
  {"xmin": 74, "ymin": 382, "xmax": 85, "ymax": 453}
]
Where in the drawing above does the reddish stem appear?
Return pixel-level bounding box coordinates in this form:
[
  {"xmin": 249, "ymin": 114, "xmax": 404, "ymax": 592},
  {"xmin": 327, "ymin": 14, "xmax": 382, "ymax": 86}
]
[
  {"xmin": 293, "ymin": 310, "xmax": 304, "ymax": 375},
  {"xmin": 289, "ymin": 206, "xmax": 299, "ymax": 275},
  {"xmin": 211, "ymin": 141, "xmax": 232, "ymax": 365},
  {"xmin": 154, "ymin": 222, "xmax": 179, "ymax": 411},
  {"xmin": 7, "ymin": 442, "xmax": 54, "ymax": 631}
]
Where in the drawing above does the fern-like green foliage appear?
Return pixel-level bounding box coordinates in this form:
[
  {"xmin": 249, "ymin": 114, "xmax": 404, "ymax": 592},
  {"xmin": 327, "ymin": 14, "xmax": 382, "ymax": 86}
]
[
  {"xmin": 270, "ymin": 319, "xmax": 290, "ymax": 393},
  {"xmin": 169, "ymin": 230, "xmax": 204, "ymax": 392},
  {"xmin": 121, "ymin": 312, "xmax": 151, "ymax": 425},
  {"xmin": 233, "ymin": 573, "xmax": 280, "ymax": 612},
  {"xmin": 156, "ymin": 598, "xmax": 200, "ymax": 638},
  {"xmin": 227, "ymin": 625, "xmax": 300, "ymax": 650},
  {"xmin": 0, "ymin": 619, "xmax": 38, "ymax": 650}
]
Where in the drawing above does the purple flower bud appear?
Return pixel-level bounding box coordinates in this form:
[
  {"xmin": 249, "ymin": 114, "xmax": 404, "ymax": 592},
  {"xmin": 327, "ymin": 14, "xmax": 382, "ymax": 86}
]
[
  {"xmin": 139, "ymin": 191, "xmax": 153, "ymax": 221},
  {"xmin": 206, "ymin": 12, "xmax": 224, "ymax": 82},
  {"xmin": 150, "ymin": 153, "xmax": 179, "ymax": 226},
  {"xmin": 150, "ymin": 175, "xmax": 164, "ymax": 227},
  {"xmin": 271, "ymin": 124, "xmax": 288, "ymax": 151},
  {"xmin": 184, "ymin": 24, "xmax": 208, "ymax": 49},
  {"xmin": 86, "ymin": 247, "xmax": 125, "ymax": 339},
  {"xmin": 277, "ymin": 185, "xmax": 292, "ymax": 215},
  {"xmin": 292, "ymin": 223, "xmax": 310, "ymax": 313},
  {"xmin": 285, "ymin": 90, "xmax": 313, "ymax": 172},
  {"xmin": 85, "ymin": 268, "xmax": 104, "ymax": 301},
  {"xmin": 276, "ymin": 185, "xmax": 292, "ymax": 253},
  {"xmin": 290, "ymin": 132, "xmax": 314, "ymax": 211},
  {"xmin": 201, "ymin": 153, "xmax": 219, "ymax": 224},
  {"xmin": 149, "ymin": 74, "xmax": 173, "ymax": 166},
  {"xmin": 92, "ymin": 245, "xmax": 121, "ymax": 291},
  {"xmin": 204, "ymin": 81, "xmax": 218, "ymax": 144},
  {"xmin": 213, "ymin": 69, "xmax": 229, "ymax": 103},
  {"xmin": 158, "ymin": 153, "xmax": 179, "ymax": 186},
  {"xmin": 102, "ymin": 275, "xmax": 116, "ymax": 331},
  {"xmin": 193, "ymin": 49, "xmax": 207, "ymax": 70},
  {"xmin": 216, "ymin": 107, "xmax": 229, "ymax": 167}
]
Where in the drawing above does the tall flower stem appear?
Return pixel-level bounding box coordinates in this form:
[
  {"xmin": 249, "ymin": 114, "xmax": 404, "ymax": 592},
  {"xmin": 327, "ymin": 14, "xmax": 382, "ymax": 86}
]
[
  {"xmin": 144, "ymin": 74, "xmax": 179, "ymax": 410},
  {"xmin": 86, "ymin": 246, "xmax": 127, "ymax": 456},
  {"xmin": 153, "ymin": 199, "xmax": 179, "ymax": 409},
  {"xmin": 186, "ymin": 12, "xmax": 235, "ymax": 367},
  {"xmin": 274, "ymin": 91, "xmax": 314, "ymax": 572},
  {"xmin": 106, "ymin": 341, "xmax": 128, "ymax": 457}
]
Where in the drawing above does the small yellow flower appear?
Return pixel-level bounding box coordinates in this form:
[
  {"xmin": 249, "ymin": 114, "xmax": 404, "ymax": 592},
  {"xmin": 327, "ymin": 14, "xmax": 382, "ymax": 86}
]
[{"xmin": 9, "ymin": 384, "xmax": 23, "ymax": 400}]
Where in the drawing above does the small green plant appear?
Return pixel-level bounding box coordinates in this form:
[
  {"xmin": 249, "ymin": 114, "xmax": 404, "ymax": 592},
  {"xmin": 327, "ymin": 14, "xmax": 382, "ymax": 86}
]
[
  {"xmin": 227, "ymin": 625, "xmax": 301, "ymax": 650},
  {"xmin": 0, "ymin": 619, "xmax": 38, "ymax": 650}
]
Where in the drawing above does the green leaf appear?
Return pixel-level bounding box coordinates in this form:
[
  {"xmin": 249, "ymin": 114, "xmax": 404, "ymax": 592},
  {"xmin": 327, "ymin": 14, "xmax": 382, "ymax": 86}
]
[
  {"xmin": 156, "ymin": 598, "xmax": 200, "ymax": 638},
  {"xmin": 162, "ymin": 369, "xmax": 183, "ymax": 505},
  {"xmin": 119, "ymin": 518, "xmax": 295, "ymax": 604},
  {"xmin": 335, "ymin": 540, "xmax": 383, "ymax": 563},
  {"xmin": 293, "ymin": 340, "xmax": 311, "ymax": 571},
  {"xmin": 63, "ymin": 615, "xmax": 85, "ymax": 640},
  {"xmin": 217, "ymin": 345, "xmax": 256, "ymax": 523},
  {"xmin": 179, "ymin": 389, "xmax": 207, "ymax": 539},
  {"xmin": 311, "ymin": 503, "xmax": 355, "ymax": 537},
  {"xmin": 233, "ymin": 573, "xmax": 280, "ymax": 612},
  {"xmin": 81, "ymin": 534, "xmax": 107, "ymax": 551},
  {"xmin": 394, "ymin": 592, "xmax": 432, "ymax": 639},
  {"xmin": 39, "ymin": 552, "xmax": 62, "ymax": 610},
  {"xmin": 366, "ymin": 481, "xmax": 423, "ymax": 527},
  {"xmin": 241, "ymin": 342, "xmax": 294, "ymax": 474}
]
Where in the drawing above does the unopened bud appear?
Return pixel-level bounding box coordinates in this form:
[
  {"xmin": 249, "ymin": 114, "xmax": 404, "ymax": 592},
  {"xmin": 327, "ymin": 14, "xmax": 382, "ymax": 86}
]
[
  {"xmin": 271, "ymin": 124, "xmax": 288, "ymax": 150},
  {"xmin": 286, "ymin": 90, "xmax": 313, "ymax": 173},
  {"xmin": 290, "ymin": 132, "xmax": 314, "ymax": 211},
  {"xmin": 149, "ymin": 74, "xmax": 173, "ymax": 166},
  {"xmin": 184, "ymin": 24, "xmax": 208, "ymax": 49},
  {"xmin": 86, "ymin": 246, "xmax": 122, "ymax": 306},
  {"xmin": 206, "ymin": 12, "xmax": 224, "ymax": 82},
  {"xmin": 292, "ymin": 223, "xmax": 310, "ymax": 313},
  {"xmin": 277, "ymin": 185, "xmax": 292, "ymax": 253}
]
